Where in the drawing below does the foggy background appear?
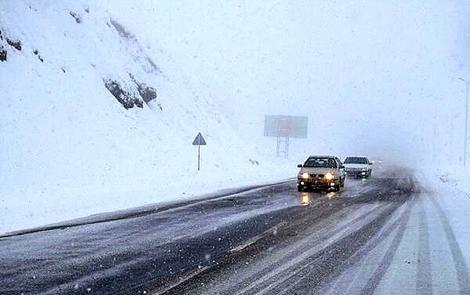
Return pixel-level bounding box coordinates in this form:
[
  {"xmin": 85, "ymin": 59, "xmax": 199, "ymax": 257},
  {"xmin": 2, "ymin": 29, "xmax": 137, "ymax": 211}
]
[{"xmin": 104, "ymin": 0, "xmax": 470, "ymax": 165}]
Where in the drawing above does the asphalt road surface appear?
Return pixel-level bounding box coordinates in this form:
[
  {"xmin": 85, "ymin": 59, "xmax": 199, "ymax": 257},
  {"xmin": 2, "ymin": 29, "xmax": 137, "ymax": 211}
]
[{"xmin": 1, "ymin": 167, "xmax": 468, "ymax": 294}]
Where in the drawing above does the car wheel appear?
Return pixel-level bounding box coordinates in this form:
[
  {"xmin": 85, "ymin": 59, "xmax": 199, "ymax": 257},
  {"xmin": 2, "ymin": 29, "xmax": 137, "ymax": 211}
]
[{"xmin": 297, "ymin": 186, "xmax": 303, "ymax": 192}]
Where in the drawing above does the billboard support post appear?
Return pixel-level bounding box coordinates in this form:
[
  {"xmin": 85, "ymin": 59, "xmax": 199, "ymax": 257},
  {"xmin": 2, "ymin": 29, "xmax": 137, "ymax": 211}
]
[{"xmin": 264, "ymin": 115, "xmax": 308, "ymax": 159}]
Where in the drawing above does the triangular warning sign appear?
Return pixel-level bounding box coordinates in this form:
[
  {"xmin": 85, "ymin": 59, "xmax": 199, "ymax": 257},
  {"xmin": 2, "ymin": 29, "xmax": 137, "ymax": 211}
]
[{"xmin": 192, "ymin": 132, "xmax": 207, "ymax": 145}]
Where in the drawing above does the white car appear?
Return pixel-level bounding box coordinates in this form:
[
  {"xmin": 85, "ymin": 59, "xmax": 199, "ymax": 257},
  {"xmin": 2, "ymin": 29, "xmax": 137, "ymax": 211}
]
[{"xmin": 343, "ymin": 157, "xmax": 372, "ymax": 178}]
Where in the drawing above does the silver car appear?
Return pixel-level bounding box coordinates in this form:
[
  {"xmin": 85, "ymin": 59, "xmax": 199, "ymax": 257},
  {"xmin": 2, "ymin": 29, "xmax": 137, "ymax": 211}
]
[{"xmin": 297, "ymin": 156, "xmax": 346, "ymax": 192}]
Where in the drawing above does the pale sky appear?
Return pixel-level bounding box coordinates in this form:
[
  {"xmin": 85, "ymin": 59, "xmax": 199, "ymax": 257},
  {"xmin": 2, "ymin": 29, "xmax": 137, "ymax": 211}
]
[{"xmin": 104, "ymin": 0, "xmax": 469, "ymax": 164}]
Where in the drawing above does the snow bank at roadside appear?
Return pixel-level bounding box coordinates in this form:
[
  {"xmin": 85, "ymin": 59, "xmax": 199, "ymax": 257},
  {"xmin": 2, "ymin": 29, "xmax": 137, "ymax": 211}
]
[
  {"xmin": 416, "ymin": 168, "xmax": 470, "ymax": 270},
  {"xmin": 428, "ymin": 165, "xmax": 470, "ymax": 196}
]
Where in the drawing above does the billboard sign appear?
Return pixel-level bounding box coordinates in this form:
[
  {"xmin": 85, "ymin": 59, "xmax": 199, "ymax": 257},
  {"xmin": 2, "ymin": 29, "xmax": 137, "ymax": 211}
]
[{"xmin": 264, "ymin": 115, "xmax": 308, "ymax": 138}]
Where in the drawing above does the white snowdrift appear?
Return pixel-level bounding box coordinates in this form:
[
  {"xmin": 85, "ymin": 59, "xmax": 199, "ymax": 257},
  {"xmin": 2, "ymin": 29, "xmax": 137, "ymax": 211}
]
[{"xmin": 0, "ymin": 1, "xmax": 292, "ymax": 234}]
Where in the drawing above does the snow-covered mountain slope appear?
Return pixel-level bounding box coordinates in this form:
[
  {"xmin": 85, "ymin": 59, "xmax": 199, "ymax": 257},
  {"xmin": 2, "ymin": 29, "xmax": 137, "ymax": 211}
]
[{"xmin": 0, "ymin": 1, "xmax": 291, "ymax": 233}]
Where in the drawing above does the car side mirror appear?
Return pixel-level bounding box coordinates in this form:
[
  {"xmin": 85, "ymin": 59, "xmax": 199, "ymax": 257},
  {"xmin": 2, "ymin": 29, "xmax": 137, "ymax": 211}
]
[
  {"xmin": 297, "ymin": 164, "xmax": 303, "ymax": 168},
  {"xmin": 340, "ymin": 165, "xmax": 345, "ymax": 169},
  {"xmin": 369, "ymin": 163, "xmax": 373, "ymax": 165}
]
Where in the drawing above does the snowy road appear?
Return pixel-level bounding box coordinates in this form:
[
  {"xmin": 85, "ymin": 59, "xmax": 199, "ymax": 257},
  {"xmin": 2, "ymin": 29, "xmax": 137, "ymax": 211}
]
[{"xmin": 1, "ymin": 167, "xmax": 469, "ymax": 294}]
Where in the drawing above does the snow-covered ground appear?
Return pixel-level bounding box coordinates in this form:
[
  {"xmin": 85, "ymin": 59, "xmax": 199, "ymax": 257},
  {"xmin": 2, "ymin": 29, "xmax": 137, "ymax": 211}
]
[
  {"xmin": 0, "ymin": 1, "xmax": 293, "ymax": 234},
  {"xmin": 435, "ymin": 166, "xmax": 470, "ymax": 197},
  {"xmin": 426, "ymin": 167, "xmax": 470, "ymax": 263},
  {"xmin": 414, "ymin": 168, "xmax": 470, "ymax": 284}
]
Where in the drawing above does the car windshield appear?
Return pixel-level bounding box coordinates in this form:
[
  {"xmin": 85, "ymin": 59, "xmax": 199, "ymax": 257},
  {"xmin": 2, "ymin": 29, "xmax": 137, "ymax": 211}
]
[
  {"xmin": 304, "ymin": 158, "xmax": 337, "ymax": 168},
  {"xmin": 344, "ymin": 157, "xmax": 369, "ymax": 164}
]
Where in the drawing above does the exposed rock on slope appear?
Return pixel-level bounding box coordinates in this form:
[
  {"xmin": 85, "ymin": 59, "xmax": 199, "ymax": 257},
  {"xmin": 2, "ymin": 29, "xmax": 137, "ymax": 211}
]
[
  {"xmin": 6, "ymin": 38, "xmax": 21, "ymax": 51},
  {"xmin": 104, "ymin": 79, "xmax": 143, "ymax": 109},
  {"xmin": 0, "ymin": 47, "xmax": 6, "ymax": 62}
]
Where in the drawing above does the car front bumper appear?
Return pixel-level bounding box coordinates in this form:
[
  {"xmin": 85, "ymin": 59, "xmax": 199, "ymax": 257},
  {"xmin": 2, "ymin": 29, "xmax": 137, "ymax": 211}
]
[
  {"xmin": 297, "ymin": 178, "xmax": 339, "ymax": 189},
  {"xmin": 345, "ymin": 170, "xmax": 371, "ymax": 177}
]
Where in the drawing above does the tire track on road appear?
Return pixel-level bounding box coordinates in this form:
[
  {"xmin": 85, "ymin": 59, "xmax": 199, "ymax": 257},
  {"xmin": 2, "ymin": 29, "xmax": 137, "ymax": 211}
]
[
  {"xmin": 274, "ymin": 197, "xmax": 414, "ymax": 295},
  {"xmin": 232, "ymin": 204, "xmax": 389, "ymax": 295},
  {"xmin": 416, "ymin": 196, "xmax": 433, "ymax": 295},
  {"xmin": 428, "ymin": 194, "xmax": 470, "ymax": 294},
  {"xmin": 360, "ymin": 195, "xmax": 416, "ymax": 295},
  {"xmin": 312, "ymin": 192, "xmax": 415, "ymax": 295}
]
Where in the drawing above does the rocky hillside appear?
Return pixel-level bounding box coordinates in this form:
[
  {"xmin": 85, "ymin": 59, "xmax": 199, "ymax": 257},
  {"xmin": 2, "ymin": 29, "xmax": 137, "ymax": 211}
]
[{"xmin": 0, "ymin": 1, "xmax": 290, "ymax": 233}]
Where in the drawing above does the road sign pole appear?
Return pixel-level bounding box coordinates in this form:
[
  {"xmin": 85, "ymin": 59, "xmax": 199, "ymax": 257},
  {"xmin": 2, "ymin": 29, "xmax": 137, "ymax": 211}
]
[
  {"xmin": 198, "ymin": 145, "xmax": 201, "ymax": 171},
  {"xmin": 464, "ymin": 80, "xmax": 469, "ymax": 167},
  {"xmin": 459, "ymin": 78, "xmax": 469, "ymax": 166}
]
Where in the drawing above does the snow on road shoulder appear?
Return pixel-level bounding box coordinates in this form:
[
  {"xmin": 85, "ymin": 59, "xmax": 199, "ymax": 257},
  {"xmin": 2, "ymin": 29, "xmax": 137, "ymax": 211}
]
[
  {"xmin": 0, "ymin": 163, "xmax": 294, "ymax": 235},
  {"xmin": 417, "ymin": 169, "xmax": 470, "ymax": 270}
]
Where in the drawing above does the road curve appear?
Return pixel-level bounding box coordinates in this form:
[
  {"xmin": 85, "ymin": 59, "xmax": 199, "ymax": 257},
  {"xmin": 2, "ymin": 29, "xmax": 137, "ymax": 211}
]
[{"xmin": 3, "ymin": 167, "xmax": 458, "ymax": 295}]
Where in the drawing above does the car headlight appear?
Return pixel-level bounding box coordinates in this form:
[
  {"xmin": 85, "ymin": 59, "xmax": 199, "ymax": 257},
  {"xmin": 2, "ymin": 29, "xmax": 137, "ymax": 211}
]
[
  {"xmin": 325, "ymin": 173, "xmax": 335, "ymax": 180},
  {"xmin": 300, "ymin": 172, "xmax": 310, "ymax": 179}
]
